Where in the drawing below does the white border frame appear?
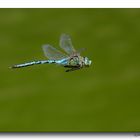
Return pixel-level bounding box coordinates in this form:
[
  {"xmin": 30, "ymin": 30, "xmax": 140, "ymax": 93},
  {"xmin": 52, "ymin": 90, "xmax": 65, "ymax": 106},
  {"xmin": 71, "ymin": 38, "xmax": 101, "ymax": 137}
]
[
  {"xmin": 0, "ymin": 0, "xmax": 140, "ymax": 8},
  {"xmin": 0, "ymin": 0, "xmax": 140, "ymax": 139}
]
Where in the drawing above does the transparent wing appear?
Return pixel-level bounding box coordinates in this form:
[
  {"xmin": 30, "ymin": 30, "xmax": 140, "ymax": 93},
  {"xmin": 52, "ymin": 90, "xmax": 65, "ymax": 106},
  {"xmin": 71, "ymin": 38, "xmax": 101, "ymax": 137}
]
[
  {"xmin": 59, "ymin": 34, "xmax": 76, "ymax": 55},
  {"xmin": 42, "ymin": 44, "xmax": 68, "ymax": 60}
]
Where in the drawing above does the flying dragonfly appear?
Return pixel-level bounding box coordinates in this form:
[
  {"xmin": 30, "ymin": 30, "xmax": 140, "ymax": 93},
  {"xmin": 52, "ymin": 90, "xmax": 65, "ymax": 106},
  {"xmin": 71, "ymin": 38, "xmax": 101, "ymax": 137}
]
[{"xmin": 10, "ymin": 34, "xmax": 92, "ymax": 72}]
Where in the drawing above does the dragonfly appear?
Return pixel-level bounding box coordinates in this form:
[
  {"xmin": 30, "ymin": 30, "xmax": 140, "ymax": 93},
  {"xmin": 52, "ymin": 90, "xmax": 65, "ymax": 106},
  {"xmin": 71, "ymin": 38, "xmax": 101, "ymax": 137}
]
[{"xmin": 11, "ymin": 34, "xmax": 92, "ymax": 72}]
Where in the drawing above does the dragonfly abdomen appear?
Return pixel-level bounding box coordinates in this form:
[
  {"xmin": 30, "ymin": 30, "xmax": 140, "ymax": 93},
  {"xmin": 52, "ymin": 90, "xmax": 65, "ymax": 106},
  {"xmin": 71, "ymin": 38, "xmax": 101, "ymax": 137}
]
[{"xmin": 11, "ymin": 60, "xmax": 56, "ymax": 69}]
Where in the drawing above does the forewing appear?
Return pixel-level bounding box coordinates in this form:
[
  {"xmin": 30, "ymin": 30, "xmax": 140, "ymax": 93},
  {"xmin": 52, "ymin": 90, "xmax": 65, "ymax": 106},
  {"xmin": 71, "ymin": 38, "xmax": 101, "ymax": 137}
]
[
  {"xmin": 42, "ymin": 44, "xmax": 67, "ymax": 60},
  {"xmin": 59, "ymin": 34, "xmax": 76, "ymax": 55}
]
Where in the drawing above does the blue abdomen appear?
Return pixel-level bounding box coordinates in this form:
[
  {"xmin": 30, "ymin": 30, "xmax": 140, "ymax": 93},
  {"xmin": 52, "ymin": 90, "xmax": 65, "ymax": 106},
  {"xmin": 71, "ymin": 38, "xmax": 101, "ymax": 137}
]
[{"xmin": 56, "ymin": 59, "xmax": 68, "ymax": 65}]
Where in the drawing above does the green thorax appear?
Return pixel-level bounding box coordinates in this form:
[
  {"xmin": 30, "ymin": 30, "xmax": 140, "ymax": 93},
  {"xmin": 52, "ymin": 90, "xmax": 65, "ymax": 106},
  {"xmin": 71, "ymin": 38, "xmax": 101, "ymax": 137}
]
[{"xmin": 68, "ymin": 56, "xmax": 83, "ymax": 67}]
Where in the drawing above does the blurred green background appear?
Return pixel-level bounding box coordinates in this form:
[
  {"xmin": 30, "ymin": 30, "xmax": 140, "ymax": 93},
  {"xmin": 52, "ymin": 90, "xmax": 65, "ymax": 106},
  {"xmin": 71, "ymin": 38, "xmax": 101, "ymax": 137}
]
[{"xmin": 0, "ymin": 9, "xmax": 140, "ymax": 132}]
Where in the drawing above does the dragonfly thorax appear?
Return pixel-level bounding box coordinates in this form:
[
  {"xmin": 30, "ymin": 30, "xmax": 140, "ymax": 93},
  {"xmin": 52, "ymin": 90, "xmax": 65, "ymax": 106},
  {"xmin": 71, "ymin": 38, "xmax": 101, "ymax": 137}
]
[
  {"xmin": 68, "ymin": 55, "xmax": 91, "ymax": 68},
  {"xmin": 69, "ymin": 56, "xmax": 81, "ymax": 67}
]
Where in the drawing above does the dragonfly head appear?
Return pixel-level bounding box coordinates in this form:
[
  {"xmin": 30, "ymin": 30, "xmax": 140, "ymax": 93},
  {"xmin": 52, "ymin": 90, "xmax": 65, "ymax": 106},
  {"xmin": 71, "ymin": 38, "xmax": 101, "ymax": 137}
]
[{"xmin": 84, "ymin": 57, "xmax": 92, "ymax": 67}]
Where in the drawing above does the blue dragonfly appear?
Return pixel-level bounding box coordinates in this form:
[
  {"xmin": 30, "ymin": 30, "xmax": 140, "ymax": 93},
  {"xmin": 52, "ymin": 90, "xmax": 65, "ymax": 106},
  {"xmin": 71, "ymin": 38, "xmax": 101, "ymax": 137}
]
[{"xmin": 11, "ymin": 34, "xmax": 92, "ymax": 72}]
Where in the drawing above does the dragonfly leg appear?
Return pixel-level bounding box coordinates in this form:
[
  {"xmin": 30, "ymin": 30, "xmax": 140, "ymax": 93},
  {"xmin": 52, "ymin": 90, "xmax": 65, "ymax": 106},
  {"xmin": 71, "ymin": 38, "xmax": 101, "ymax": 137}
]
[{"xmin": 65, "ymin": 67, "xmax": 80, "ymax": 72}]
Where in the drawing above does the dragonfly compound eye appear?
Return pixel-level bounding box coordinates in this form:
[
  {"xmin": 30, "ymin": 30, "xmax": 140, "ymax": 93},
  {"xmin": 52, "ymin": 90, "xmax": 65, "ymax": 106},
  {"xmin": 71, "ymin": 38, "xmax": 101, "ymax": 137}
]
[{"xmin": 84, "ymin": 57, "xmax": 92, "ymax": 66}]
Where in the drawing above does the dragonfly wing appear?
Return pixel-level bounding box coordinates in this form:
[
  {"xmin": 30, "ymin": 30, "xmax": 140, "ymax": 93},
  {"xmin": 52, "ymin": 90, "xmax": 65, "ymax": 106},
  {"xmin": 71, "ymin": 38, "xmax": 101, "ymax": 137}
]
[
  {"xmin": 42, "ymin": 44, "xmax": 68, "ymax": 60},
  {"xmin": 59, "ymin": 34, "xmax": 76, "ymax": 55}
]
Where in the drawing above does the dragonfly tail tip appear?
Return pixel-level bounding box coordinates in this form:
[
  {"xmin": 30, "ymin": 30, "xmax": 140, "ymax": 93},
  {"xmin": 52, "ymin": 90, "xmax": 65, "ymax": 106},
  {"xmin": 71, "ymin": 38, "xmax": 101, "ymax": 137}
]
[{"xmin": 9, "ymin": 66, "xmax": 16, "ymax": 69}]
